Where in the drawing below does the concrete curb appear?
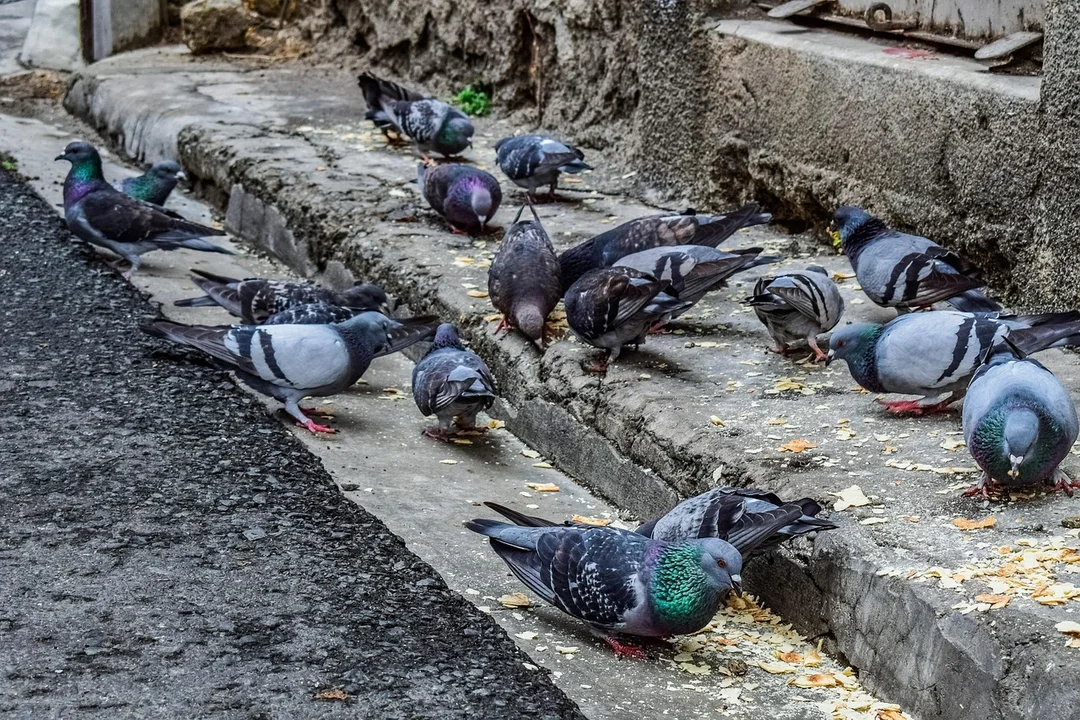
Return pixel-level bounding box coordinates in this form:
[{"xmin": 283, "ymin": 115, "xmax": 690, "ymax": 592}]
[{"xmin": 65, "ymin": 65, "xmax": 1080, "ymax": 720}]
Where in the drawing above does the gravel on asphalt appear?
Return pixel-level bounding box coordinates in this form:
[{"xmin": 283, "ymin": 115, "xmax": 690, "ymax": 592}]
[{"xmin": 0, "ymin": 166, "xmax": 584, "ymax": 720}]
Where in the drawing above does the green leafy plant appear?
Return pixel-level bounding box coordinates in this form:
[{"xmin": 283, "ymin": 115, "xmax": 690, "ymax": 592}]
[
  {"xmin": 0, "ymin": 155, "xmax": 17, "ymax": 172},
  {"xmin": 453, "ymin": 85, "xmax": 491, "ymax": 117}
]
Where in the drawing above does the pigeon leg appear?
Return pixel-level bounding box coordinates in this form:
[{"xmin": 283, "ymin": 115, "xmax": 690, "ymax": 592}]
[
  {"xmin": 878, "ymin": 395, "xmax": 957, "ymax": 416},
  {"xmin": 766, "ymin": 343, "xmax": 790, "ymax": 356},
  {"xmin": 807, "ymin": 336, "xmax": 828, "ymax": 363},
  {"xmin": 284, "ymin": 398, "xmax": 335, "ymax": 434},
  {"xmin": 423, "ymin": 427, "xmax": 452, "ymax": 442},
  {"xmin": 494, "ymin": 317, "xmax": 509, "ymax": 334},
  {"xmin": 548, "ymin": 180, "xmax": 557, "ymax": 197},
  {"xmin": 119, "ymin": 257, "xmax": 140, "ymax": 281},
  {"xmin": 1052, "ymin": 468, "xmax": 1080, "ymax": 496},
  {"xmin": 601, "ymin": 635, "xmax": 646, "ymax": 660},
  {"xmin": 962, "ymin": 473, "xmax": 1004, "ymax": 499},
  {"xmin": 586, "ymin": 348, "xmax": 616, "ymax": 375},
  {"xmin": 449, "ymin": 225, "xmax": 471, "ymax": 236},
  {"xmin": 646, "ymin": 322, "xmax": 671, "ymax": 335},
  {"xmin": 453, "ymin": 413, "xmax": 489, "ymax": 434}
]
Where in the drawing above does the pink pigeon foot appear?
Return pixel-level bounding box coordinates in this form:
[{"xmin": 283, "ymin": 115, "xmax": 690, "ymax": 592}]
[{"xmin": 602, "ymin": 636, "xmax": 646, "ymax": 660}]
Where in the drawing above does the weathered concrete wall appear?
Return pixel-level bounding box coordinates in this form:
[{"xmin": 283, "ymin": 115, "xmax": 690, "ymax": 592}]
[{"xmin": 316, "ymin": 0, "xmax": 641, "ymax": 147}]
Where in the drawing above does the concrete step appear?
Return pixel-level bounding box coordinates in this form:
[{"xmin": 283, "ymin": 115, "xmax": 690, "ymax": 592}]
[{"xmin": 61, "ymin": 48, "xmax": 1080, "ymax": 720}]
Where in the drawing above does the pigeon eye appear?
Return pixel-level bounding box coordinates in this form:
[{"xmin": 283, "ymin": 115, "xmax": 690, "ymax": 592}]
[{"xmin": 716, "ymin": 559, "xmax": 727, "ymax": 569}]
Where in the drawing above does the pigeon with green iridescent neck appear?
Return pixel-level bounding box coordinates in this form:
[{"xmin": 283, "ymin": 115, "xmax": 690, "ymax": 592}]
[
  {"xmin": 963, "ymin": 341, "xmax": 1079, "ymax": 498},
  {"xmin": 115, "ymin": 161, "xmax": 184, "ymax": 206},
  {"xmin": 142, "ymin": 312, "xmax": 438, "ymax": 434},
  {"xmin": 358, "ymin": 73, "xmax": 474, "ymax": 158},
  {"xmin": 487, "ymin": 202, "xmax": 561, "ymax": 346},
  {"xmin": 418, "ymin": 163, "xmax": 501, "ymax": 236},
  {"xmin": 747, "ymin": 265, "xmax": 844, "ymax": 362},
  {"xmin": 485, "ymin": 486, "xmax": 835, "ymax": 557},
  {"xmin": 56, "ymin": 142, "xmax": 230, "ymax": 279},
  {"xmin": 826, "ymin": 310, "xmax": 1080, "ymax": 415},
  {"xmin": 559, "ymin": 204, "xmax": 772, "ymax": 292},
  {"xmin": 467, "ymin": 520, "xmax": 754, "ymax": 657},
  {"xmin": 831, "ymin": 206, "xmax": 1000, "ymax": 313},
  {"xmin": 175, "ymin": 268, "xmax": 390, "ymax": 324},
  {"xmin": 412, "ymin": 324, "xmax": 497, "ymax": 440}
]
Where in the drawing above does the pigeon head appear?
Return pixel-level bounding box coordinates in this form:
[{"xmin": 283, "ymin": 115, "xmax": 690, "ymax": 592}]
[
  {"xmin": 57, "ymin": 142, "xmax": 105, "ymax": 204},
  {"xmin": 1003, "ymin": 407, "xmax": 1041, "ymax": 480},
  {"xmin": 432, "ymin": 323, "xmax": 465, "ymax": 350},
  {"xmin": 648, "ymin": 539, "xmax": 743, "ymax": 633},
  {"xmin": 830, "ymin": 206, "xmax": 874, "ymax": 247},
  {"xmin": 149, "ymin": 161, "xmax": 184, "ymax": 182},
  {"xmin": 446, "ymin": 176, "xmax": 495, "ymax": 235},
  {"xmin": 512, "ymin": 303, "xmax": 546, "ymax": 346},
  {"xmin": 697, "ymin": 538, "xmax": 744, "ymax": 595},
  {"xmin": 437, "ymin": 116, "xmax": 475, "ymax": 155},
  {"xmin": 337, "ymin": 311, "xmax": 401, "ymax": 349},
  {"xmin": 824, "ymin": 322, "xmax": 883, "ymax": 373},
  {"xmin": 341, "ymin": 283, "xmax": 391, "ymax": 314},
  {"xmin": 55, "ymin": 141, "xmax": 101, "ymax": 166}
]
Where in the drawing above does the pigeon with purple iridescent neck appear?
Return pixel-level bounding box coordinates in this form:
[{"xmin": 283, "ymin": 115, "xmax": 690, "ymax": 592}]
[
  {"xmin": 487, "ymin": 202, "xmax": 561, "ymax": 346},
  {"xmin": 115, "ymin": 161, "xmax": 184, "ymax": 206},
  {"xmin": 56, "ymin": 142, "xmax": 230, "ymax": 279},
  {"xmin": 418, "ymin": 163, "xmax": 502, "ymax": 236}
]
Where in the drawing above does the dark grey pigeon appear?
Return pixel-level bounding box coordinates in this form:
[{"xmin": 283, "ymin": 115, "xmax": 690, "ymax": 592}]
[
  {"xmin": 115, "ymin": 161, "xmax": 184, "ymax": 206},
  {"xmin": 412, "ymin": 324, "xmax": 497, "ymax": 440},
  {"xmin": 616, "ymin": 245, "xmax": 779, "ymax": 323},
  {"xmin": 494, "ymin": 135, "xmax": 591, "ymax": 197},
  {"xmin": 487, "ymin": 203, "xmax": 561, "ymax": 347},
  {"xmin": 57, "ymin": 142, "xmax": 230, "ymax": 279},
  {"xmin": 143, "ymin": 312, "xmax": 438, "ymax": 434},
  {"xmin": 418, "ymin": 163, "xmax": 502, "ymax": 236},
  {"xmin": 564, "ymin": 266, "xmax": 692, "ymax": 371},
  {"xmin": 485, "ymin": 485, "xmax": 836, "ymax": 557},
  {"xmin": 747, "ymin": 265, "xmax": 845, "ymax": 362},
  {"xmin": 358, "ymin": 73, "xmax": 474, "ymax": 158},
  {"xmin": 174, "ymin": 269, "xmax": 390, "ymax": 324},
  {"xmin": 467, "ymin": 521, "xmax": 742, "ymax": 656},
  {"xmin": 826, "ymin": 310, "xmax": 1080, "ymax": 415},
  {"xmin": 963, "ymin": 340, "xmax": 1080, "ymax": 498},
  {"xmin": 559, "ymin": 204, "xmax": 773, "ymax": 292},
  {"xmin": 831, "ymin": 206, "xmax": 1001, "ymax": 312},
  {"xmin": 263, "ymin": 302, "xmax": 356, "ymax": 326}
]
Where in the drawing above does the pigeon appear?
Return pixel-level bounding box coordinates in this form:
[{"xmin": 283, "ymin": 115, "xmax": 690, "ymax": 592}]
[
  {"xmin": 115, "ymin": 161, "xmax": 184, "ymax": 206},
  {"xmin": 963, "ymin": 340, "xmax": 1080, "ymax": 497},
  {"xmin": 487, "ymin": 203, "xmax": 561, "ymax": 347},
  {"xmin": 494, "ymin": 135, "xmax": 592, "ymax": 197},
  {"xmin": 412, "ymin": 324, "xmax": 497, "ymax": 439},
  {"xmin": 263, "ymin": 302, "xmax": 357, "ymax": 326},
  {"xmin": 831, "ymin": 206, "xmax": 1001, "ymax": 313},
  {"xmin": 564, "ymin": 266, "xmax": 692, "ymax": 371},
  {"xmin": 358, "ymin": 73, "xmax": 474, "ymax": 158},
  {"xmin": 417, "ymin": 163, "xmax": 502, "ymax": 236},
  {"xmin": 746, "ymin": 265, "xmax": 845, "ymax": 362},
  {"xmin": 826, "ymin": 310, "xmax": 1080, "ymax": 414},
  {"xmin": 485, "ymin": 486, "xmax": 837, "ymax": 556},
  {"xmin": 56, "ymin": 142, "xmax": 231, "ymax": 279},
  {"xmin": 142, "ymin": 312, "xmax": 439, "ymax": 434},
  {"xmin": 616, "ymin": 245, "xmax": 778, "ymax": 322},
  {"xmin": 467, "ymin": 506, "xmax": 803, "ymax": 655},
  {"xmin": 559, "ymin": 204, "xmax": 773, "ymax": 292},
  {"xmin": 174, "ymin": 269, "xmax": 390, "ymax": 324}
]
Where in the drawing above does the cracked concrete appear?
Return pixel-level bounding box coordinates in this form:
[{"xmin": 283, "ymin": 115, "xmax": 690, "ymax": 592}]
[{"xmin": 59, "ymin": 49, "xmax": 1080, "ymax": 720}]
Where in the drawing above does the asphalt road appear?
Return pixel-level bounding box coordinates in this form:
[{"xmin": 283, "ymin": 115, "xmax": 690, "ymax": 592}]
[{"xmin": 0, "ymin": 167, "xmax": 583, "ymax": 719}]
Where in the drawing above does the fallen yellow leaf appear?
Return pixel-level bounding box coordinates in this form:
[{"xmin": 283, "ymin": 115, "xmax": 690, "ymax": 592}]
[
  {"xmin": 466, "ymin": 289, "xmax": 489, "ymax": 298},
  {"xmin": 498, "ymin": 592, "xmax": 531, "ymax": 608},
  {"xmin": 953, "ymin": 516, "xmax": 996, "ymax": 531},
  {"xmin": 526, "ymin": 482, "xmax": 560, "ymax": 492},
  {"xmin": 572, "ymin": 515, "xmax": 612, "ymax": 527},
  {"xmin": 779, "ymin": 438, "xmax": 817, "ymax": 453},
  {"xmin": 789, "ymin": 673, "xmax": 838, "ymax": 688},
  {"xmin": 315, "ymin": 688, "xmax": 349, "ymax": 701}
]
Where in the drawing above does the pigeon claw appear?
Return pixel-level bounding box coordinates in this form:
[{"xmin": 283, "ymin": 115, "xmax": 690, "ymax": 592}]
[
  {"xmin": 1053, "ymin": 474, "xmax": 1080, "ymax": 497},
  {"xmin": 601, "ymin": 635, "xmax": 646, "ymax": 660},
  {"xmin": 298, "ymin": 419, "xmax": 336, "ymax": 434},
  {"xmin": 878, "ymin": 398, "xmax": 955, "ymax": 416},
  {"xmin": 423, "ymin": 427, "xmax": 453, "ymax": 442}
]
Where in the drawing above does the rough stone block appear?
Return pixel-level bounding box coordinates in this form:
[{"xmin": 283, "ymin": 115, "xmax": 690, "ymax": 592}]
[{"xmin": 181, "ymin": 0, "xmax": 251, "ymax": 54}]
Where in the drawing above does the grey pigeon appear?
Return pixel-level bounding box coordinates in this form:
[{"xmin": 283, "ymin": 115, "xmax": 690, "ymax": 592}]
[
  {"xmin": 963, "ymin": 340, "xmax": 1080, "ymax": 497},
  {"xmin": 831, "ymin": 206, "xmax": 1001, "ymax": 312},
  {"xmin": 616, "ymin": 245, "xmax": 779, "ymax": 323},
  {"xmin": 466, "ymin": 522, "xmax": 737, "ymax": 656},
  {"xmin": 263, "ymin": 302, "xmax": 357, "ymax": 326},
  {"xmin": 564, "ymin": 266, "xmax": 692, "ymax": 371},
  {"xmin": 826, "ymin": 310, "xmax": 1080, "ymax": 414},
  {"xmin": 358, "ymin": 73, "xmax": 474, "ymax": 158},
  {"xmin": 418, "ymin": 163, "xmax": 502, "ymax": 236},
  {"xmin": 412, "ymin": 324, "xmax": 497, "ymax": 439},
  {"xmin": 115, "ymin": 161, "xmax": 184, "ymax": 206},
  {"xmin": 559, "ymin": 204, "xmax": 773, "ymax": 292},
  {"xmin": 487, "ymin": 203, "xmax": 561, "ymax": 347},
  {"xmin": 57, "ymin": 142, "xmax": 230, "ymax": 279},
  {"xmin": 174, "ymin": 269, "xmax": 390, "ymax": 324},
  {"xmin": 485, "ymin": 486, "xmax": 836, "ymax": 556},
  {"xmin": 143, "ymin": 312, "xmax": 439, "ymax": 434},
  {"xmin": 747, "ymin": 265, "xmax": 845, "ymax": 362},
  {"xmin": 494, "ymin": 135, "xmax": 592, "ymax": 197}
]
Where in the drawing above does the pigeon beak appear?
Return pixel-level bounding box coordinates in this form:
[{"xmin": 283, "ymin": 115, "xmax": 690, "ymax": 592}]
[
  {"xmin": 824, "ymin": 350, "xmax": 835, "ymax": 367},
  {"xmin": 730, "ymin": 575, "xmax": 743, "ymax": 597},
  {"xmin": 54, "ymin": 153, "xmax": 66, "ymax": 161},
  {"xmin": 176, "ymin": 170, "xmax": 187, "ymax": 181},
  {"xmin": 1008, "ymin": 455, "xmax": 1023, "ymax": 478}
]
